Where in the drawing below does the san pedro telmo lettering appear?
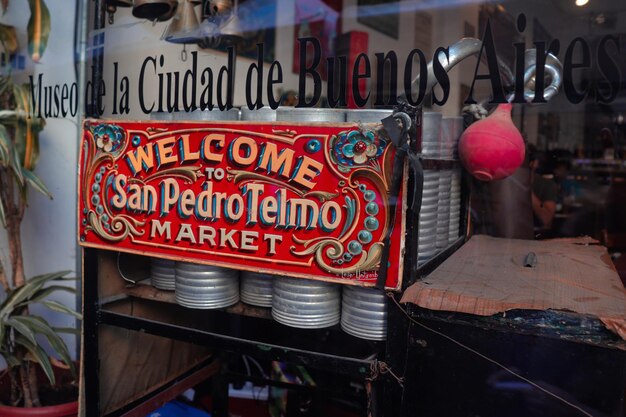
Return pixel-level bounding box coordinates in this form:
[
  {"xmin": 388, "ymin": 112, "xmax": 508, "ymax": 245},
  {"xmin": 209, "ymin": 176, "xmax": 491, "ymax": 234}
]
[
  {"xmin": 78, "ymin": 120, "xmax": 407, "ymax": 289},
  {"xmin": 30, "ymin": 14, "xmax": 622, "ymax": 119}
]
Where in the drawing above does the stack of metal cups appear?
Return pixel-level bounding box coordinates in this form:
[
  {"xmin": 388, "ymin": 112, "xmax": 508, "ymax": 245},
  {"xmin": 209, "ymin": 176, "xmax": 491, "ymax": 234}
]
[
  {"xmin": 175, "ymin": 262, "xmax": 240, "ymax": 309},
  {"xmin": 240, "ymin": 107, "xmax": 277, "ymax": 121},
  {"xmin": 272, "ymin": 277, "xmax": 341, "ymax": 328},
  {"xmin": 436, "ymin": 170, "xmax": 452, "ymax": 249},
  {"xmin": 182, "ymin": 107, "xmax": 241, "ymax": 121},
  {"xmin": 418, "ymin": 170, "xmax": 440, "ymax": 264},
  {"xmin": 448, "ymin": 170, "xmax": 462, "ymax": 243},
  {"xmin": 276, "ymin": 107, "xmax": 346, "ymax": 123},
  {"xmin": 150, "ymin": 258, "xmax": 176, "ymax": 290},
  {"xmin": 421, "ymin": 112, "xmax": 443, "ymax": 158},
  {"xmin": 440, "ymin": 116, "xmax": 463, "ymax": 160},
  {"xmin": 341, "ymin": 285, "xmax": 387, "ymax": 341},
  {"xmin": 271, "ymin": 107, "xmax": 344, "ymax": 328},
  {"xmin": 240, "ymin": 272, "xmax": 274, "ymax": 307}
]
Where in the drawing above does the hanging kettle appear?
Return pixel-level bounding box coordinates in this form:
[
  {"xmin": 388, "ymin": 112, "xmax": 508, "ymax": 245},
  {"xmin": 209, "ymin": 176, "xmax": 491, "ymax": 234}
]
[
  {"xmin": 133, "ymin": 0, "xmax": 178, "ymax": 21},
  {"xmin": 163, "ymin": 0, "xmax": 201, "ymax": 44},
  {"xmin": 458, "ymin": 103, "xmax": 526, "ymax": 181}
]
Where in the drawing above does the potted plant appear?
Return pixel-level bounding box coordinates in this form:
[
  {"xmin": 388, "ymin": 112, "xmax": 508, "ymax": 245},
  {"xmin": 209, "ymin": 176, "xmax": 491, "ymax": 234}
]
[{"xmin": 0, "ymin": 0, "xmax": 81, "ymax": 415}]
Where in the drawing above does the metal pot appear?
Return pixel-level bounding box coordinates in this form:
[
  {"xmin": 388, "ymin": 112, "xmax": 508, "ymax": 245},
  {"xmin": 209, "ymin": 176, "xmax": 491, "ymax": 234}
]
[{"xmin": 133, "ymin": 0, "xmax": 178, "ymax": 21}]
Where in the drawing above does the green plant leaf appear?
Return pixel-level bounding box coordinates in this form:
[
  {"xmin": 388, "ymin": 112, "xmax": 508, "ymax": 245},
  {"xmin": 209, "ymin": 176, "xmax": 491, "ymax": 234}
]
[
  {"xmin": 20, "ymin": 285, "xmax": 76, "ymax": 306},
  {"xmin": 14, "ymin": 316, "xmax": 75, "ymax": 376},
  {"xmin": 41, "ymin": 300, "xmax": 82, "ymax": 320},
  {"xmin": 0, "ymin": 123, "xmax": 11, "ymax": 166},
  {"xmin": 9, "ymin": 139, "xmax": 24, "ymax": 186},
  {"xmin": 15, "ymin": 334, "xmax": 55, "ymax": 385},
  {"xmin": 4, "ymin": 354, "xmax": 20, "ymax": 368},
  {"xmin": 27, "ymin": 0, "xmax": 50, "ymax": 63},
  {"xmin": 22, "ymin": 168, "xmax": 52, "ymax": 199},
  {"xmin": 0, "ymin": 195, "xmax": 5, "ymax": 228},
  {"xmin": 6, "ymin": 316, "xmax": 38, "ymax": 346},
  {"xmin": 0, "ymin": 271, "xmax": 72, "ymax": 318},
  {"xmin": 52, "ymin": 327, "xmax": 80, "ymax": 335},
  {"xmin": 0, "ymin": 23, "xmax": 17, "ymax": 54}
]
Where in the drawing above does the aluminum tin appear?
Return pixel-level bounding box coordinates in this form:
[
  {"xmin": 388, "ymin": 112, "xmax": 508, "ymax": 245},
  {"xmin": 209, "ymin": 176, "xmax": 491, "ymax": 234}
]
[
  {"xmin": 175, "ymin": 261, "xmax": 240, "ymax": 309},
  {"xmin": 421, "ymin": 112, "xmax": 442, "ymax": 158},
  {"xmin": 441, "ymin": 116, "xmax": 463, "ymax": 160},
  {"xmin": 240, "ymin": 271, "xmax": 274, "ymax": 307},
  {"xmin": 345, "ymin": 109, "xmax": 393, "ymax": 123},
  {"xmin": 276, "ymin": 107, "xmax": 346, "ymax": 123},
  {"xmin": 341, "ymin": 285, "xmax": 387, "ymax": 341},
  {"xmin": 181, "ymin": 108, "xmax": 241, "ymax": 121},
  {"xmin": 150, "ymin": 258, "xmax": 176, "ymax": 290},
  {"xmin": 272, "ymin": 277, "xmax": 341, "ymax": 328},
  {"xmin": 240, "ymin": 107, "xmax": 277, "ymax": 121},
  {"xmin": 150, "ymin": 112, "xmax": 173, "ymax": 120}
]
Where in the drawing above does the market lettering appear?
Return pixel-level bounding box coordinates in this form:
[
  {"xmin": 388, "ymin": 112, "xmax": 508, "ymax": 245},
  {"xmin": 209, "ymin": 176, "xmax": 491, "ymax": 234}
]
[
  {"xmin": 149, "ymin": 219, "xmax": 283, "ymax": 254},
  {"xmin": 124, "ymin": 136, "xmax": 323, "ymax": 190}
]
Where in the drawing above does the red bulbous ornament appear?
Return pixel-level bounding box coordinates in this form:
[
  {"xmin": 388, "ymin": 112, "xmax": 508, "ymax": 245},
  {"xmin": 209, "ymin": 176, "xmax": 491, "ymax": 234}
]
[{"xmin": 458, "ymin": 103, "xmax": 525, "ymax": 181}]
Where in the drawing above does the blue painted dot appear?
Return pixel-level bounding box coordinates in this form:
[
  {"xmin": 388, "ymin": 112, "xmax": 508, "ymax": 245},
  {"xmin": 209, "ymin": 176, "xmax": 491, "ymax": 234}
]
[
  {"xmin": 91, "ymin": 195, "xmax": 100, "ymax": 205},
  {"xmin": 343, "ymin": 253, "xmax": 353, "ymax": 261},
  {"xmin": 358, "ymin": 230, "xmax": 373, "ymax": 244},
  {"xmin": 100, "ymin": 167, "xmax": 106, "ymax": 174},
  {"xmin": 102, "ymin": 214, "xmax": 109, "ymax": 222},
  {"xmin": 104, "ymin": 223, "xmax": 111, "ymax": 230},
  {"xmin": 80, "ymin": 236, "xmax": 85, "ymax": 242},
  {"xmin": 83, "ymin": 208, "xmax": 88, "ymax": 215},
  {"xmin": 348, "ymin": 240, "xmax": 363, "ymax": 255},
  {"xmin": 359, "ymin": 184, "xmax": 366, "ymax": 192},
  {"xmin": 364, "ymin": 190, "xmax": 376, "ymax": 202},
  {"xmin": 364, "ymin": 216, "xmax": 379, "ymax": 231},
  {"xmin": 132, "ymin": 136, "xmax": 141, "ymax": 146},
  {"xmin": 366, "ymin": 202, "xmax": 379, "ymax": 216},
  {"xmin": 94, "ymin": 173, "xmax": 102, "ymax": 182},
  {"xmin": 306, "ymin": 139, "xmax": 321, "ymax": 153},
  {"xmin": 81, "ymin": 219, "xmax": 87, "ymax": 226},
  {"xmin": 92, "ymin": 184, "xmax": 101, "ymax": 193},
  {"xmin": 337, "ymin": 259, "xmax": 344, "ymax": 265},
  {"xmin": 96, "ymin": 205, "xmax": 104, "ymax": 215}
]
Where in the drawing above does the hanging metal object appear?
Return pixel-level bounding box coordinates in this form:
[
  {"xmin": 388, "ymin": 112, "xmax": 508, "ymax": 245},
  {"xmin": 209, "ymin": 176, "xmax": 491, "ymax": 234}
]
[
  {"xmin": 163, "ymin": 0, "xmax": 201, "ymax": 44},
  {"xmin": 133, "ymin": 0, "xmax": 178, "ymax": 22},
  {"xmin": 219, "ymin": 12, "xmax": 243, "ymax": 45},
  {"xmin": 106, "ymin": 0, "xmax": 133, "ymax": 6},
  {"xmin": 107, "ymin": 4, "xmax": 117, "ymax": 24},
  {"xmin": 341, "ymin": 285, "xmax": 388, "ymax": 341},
  {"xmin": 202, "ymin": 0, "xmax": 233, "ymax": 20}
]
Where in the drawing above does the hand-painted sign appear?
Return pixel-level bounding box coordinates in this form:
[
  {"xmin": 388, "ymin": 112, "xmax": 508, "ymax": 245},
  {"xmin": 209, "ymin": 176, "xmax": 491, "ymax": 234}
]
[{"xmin": 78, "ymin": 119, "xmax": 407, "ymax": 290}]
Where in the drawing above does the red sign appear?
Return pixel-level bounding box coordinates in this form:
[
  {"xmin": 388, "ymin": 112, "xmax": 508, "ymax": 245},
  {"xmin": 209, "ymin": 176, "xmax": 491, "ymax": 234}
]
[{"xmin": 78, "ymin": 119, "xmax": 407, "ymax": 290}]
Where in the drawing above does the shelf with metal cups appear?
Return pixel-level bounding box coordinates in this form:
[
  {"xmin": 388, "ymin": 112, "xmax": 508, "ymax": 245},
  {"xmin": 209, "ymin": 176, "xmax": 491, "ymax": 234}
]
[
  {"xmin": 150, "ymin": 258, "xmax": 176, "ymax": 291},
  {"xmin": 448, "ymin": 170, "xmax": 462, "ymax": 243},
  {"xmin": 420, "ymin": 112, "xmax": 443, "ymax": 159},
  {"xmin": 174, "ymin": 107, "xmax": 241, "ymax": 121},
  {"xmin": 418, "ymin": 170, "xmax": 440, "ymax": 264},
  {"xmin": 276, "ymin": 107, "xmax": 346, "ymax": 123},
  {"xmin": 240, "ymin": 271, "xmax": 274, "ymax": 308},
  {"xmin": 272, "ymin": 277, "xmax": 341, "ymax": 329},
  {"xmin": 345, "ymin": 109, "xmax": 393, "ymax": 123},
  {"xmin": 436, "ymin": 170, "xmax": 453, "ymax": 249},
  {"xmin": 341, "ymin": 285, "xmax": 387, "ymax": 341},
  {"xmin": 440, "ymin": 116, "xmax": 463, "ymax": 160},
  {"xmin": 174, "ymin": 261, "xmax": 240, "ymax": 309},
  {"xmin": 239, "ymin": 107, "xmax": 277, "ymax": 122}
]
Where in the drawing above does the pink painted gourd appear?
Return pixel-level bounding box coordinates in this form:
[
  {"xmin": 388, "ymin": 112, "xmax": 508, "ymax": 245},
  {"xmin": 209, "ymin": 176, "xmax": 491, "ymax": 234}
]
[{"xmin": 458, "ymin": 103, "xmax": 525, "ymax": 181}]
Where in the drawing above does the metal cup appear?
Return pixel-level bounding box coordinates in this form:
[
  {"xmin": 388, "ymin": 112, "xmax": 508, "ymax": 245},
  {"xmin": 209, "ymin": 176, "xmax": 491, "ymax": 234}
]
[
  {"xmin": 276, "ymin": 107, "xmax": 345, "ymax": 123},
  {"xmin": 177, "ymin": 107, "xmax": 240, "ymax": 121}
]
